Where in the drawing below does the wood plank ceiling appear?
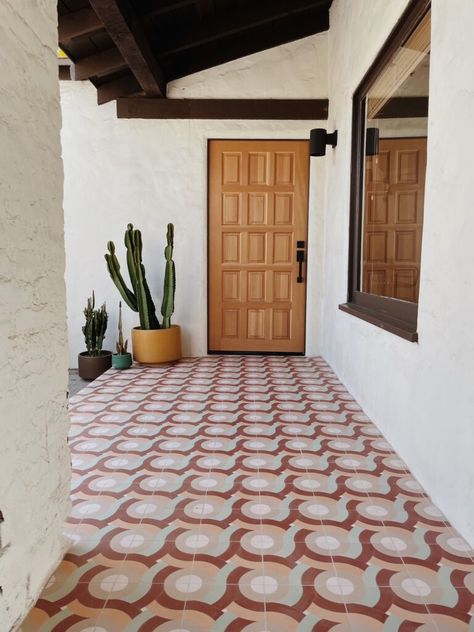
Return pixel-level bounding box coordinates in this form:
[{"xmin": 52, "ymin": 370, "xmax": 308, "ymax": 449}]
[{"xmin": 58, "ymin": 0, "xmax": 332, "ymax": 118}]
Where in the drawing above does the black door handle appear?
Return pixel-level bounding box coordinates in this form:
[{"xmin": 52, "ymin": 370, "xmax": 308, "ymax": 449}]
[{"xmin": 296, "ymin": 249, "xmax": 305, "ymax": 283}]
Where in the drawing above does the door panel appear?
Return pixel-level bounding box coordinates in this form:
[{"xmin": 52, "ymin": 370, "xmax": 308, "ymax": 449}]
[{"xmin": 208, "ymin": 140, "xmax": 309, "ymax": 353}]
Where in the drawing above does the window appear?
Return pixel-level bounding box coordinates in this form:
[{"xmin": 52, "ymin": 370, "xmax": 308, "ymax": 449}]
[{"xmin": 340, "ymin": 0, "xmax": 431, "ymax": 342}]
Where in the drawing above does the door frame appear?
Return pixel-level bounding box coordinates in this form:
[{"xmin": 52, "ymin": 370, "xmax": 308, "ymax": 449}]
[{"xmin": 206, "ymin": 137, "xmax": 311, "ymax": 355}]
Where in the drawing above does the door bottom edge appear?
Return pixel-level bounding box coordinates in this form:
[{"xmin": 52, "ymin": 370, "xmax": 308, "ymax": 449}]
[{"xmin": 207, "ymin": 349, "xmax": 305, "ymax": 356}]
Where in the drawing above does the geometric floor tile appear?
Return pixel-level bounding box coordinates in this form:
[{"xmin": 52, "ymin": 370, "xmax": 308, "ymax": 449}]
[{"xmin": 20, "ymin": 356, "xmax": 474, "ymax": 631}]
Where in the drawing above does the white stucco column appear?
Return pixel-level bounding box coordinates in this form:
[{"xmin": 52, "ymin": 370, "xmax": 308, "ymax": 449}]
[{"xmin": 0, "ymin": 1, "xmax": 71, "ymax": 629}]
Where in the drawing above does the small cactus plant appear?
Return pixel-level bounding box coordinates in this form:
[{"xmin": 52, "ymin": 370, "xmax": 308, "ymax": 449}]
[
  {"xmin": 115, "ymin": 301, "xmax": 128, "ymax": 355},
  {"xmin": 105, "ymin": 223, "xmax": 176, "ymax": 330},
  {"xmin": 82, "ymin": 292, "xmax": 108, "ymax": 356}
]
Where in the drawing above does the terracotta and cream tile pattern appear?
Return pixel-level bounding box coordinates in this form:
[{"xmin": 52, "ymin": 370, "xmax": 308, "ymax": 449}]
[{"xmin": 21, "ymin": 356, "xmax": 474, "ymax": 631}]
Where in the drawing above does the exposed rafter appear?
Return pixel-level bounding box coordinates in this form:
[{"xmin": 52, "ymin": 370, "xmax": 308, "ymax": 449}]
[
  {"xmin": 158, "ymin": 6, "xmax": 330, "ymax": 80},
  {"xmin": 117, "ymin": 97, "xmax": 329, "ymax": 120},
  {"xmin": 134, "ymin": 0, "xmax": 197, "ymax": 19},
  {"xmin": 97, "ymin": 73, "xmax": 142, "ymax": 104},
  {"xmin": 74, "ymin": 47, "xmax": 127, "ymax": 80},
  {"xmin": 58, "ymin": 6, "xmax": 103, "ymax": 41},
  {"xmin": 59, "ymin": 66, "xmax": 71, "ymax": 80},
  {"xmin": 88, "ymin": 0, "xmax": 166, "ymax": 97},
  {"xmin": 58, "ymin": 0, "xmax": 332, "ymax": 114},
  {"xmin": 195, "ymin": 0, "xmax": 215, "ymax": 19},
  {"xmin": 377, "ymin": 96, "xmax": 429, "ymax": 119},
  {"xmin": 154, "ymin": 0, "xmax": 330, "ymax": 57}
]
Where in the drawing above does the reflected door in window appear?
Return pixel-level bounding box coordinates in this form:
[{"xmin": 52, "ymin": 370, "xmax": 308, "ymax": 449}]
[{"xmin": 363, "ymin": 137, "xmax": 427, "ymax": 303}]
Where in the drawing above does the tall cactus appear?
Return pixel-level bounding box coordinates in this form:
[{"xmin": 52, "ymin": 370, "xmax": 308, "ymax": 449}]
[
  {"xmin": 161, "ymin": 223, "xmax": 176, "ymax": 329},
  {"xmin": 105, "ymin": 223, "xmax": 175, "ymax": 330},
  {"xmin": 82, "ymin": 292, "xmax": 108, "ymax": 356},
  {"xmin": 105, "ymin": 224, "xmax": 160, "ymax": 329},
  {"xmin": 116, "ymin": 301, "xmax": 128, "ymax": 355}
]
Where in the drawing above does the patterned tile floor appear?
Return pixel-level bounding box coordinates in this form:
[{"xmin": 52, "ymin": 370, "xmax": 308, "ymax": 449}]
[{"xmin": 21, "ymin": 356, "xmax": 474, "ymax": 632}]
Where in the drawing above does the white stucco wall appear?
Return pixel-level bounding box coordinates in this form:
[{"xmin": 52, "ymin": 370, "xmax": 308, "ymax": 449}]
[
  {"xmin": 0, "ymin": 1, "xmax": 70, "ymax": 629},
  {"xmin": 321, "ymin": 0, "xmax": 474, "ymax": 545},
  {"xmin": 61, "ymin": 34, "xmax": 328, "ymax": 366}
]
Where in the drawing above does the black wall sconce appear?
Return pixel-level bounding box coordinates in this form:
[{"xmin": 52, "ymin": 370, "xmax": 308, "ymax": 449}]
[
  {"xmin": 309, "ymin": 128, "xmax": 338, "ymax": 157},
  {"xmin": 366, "ymin": 128, "xmax": 380, "ymax": 156}
]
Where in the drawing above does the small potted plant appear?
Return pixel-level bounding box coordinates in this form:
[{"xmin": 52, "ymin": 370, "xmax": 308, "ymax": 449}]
[
  {"xmin": 78, "ymin": 292, "xmax": 112, "ymax": 380},
  {"xmin": 112, "ymin": 302, "xmax": 132, "ymax": 370},
  {"xmin": 105, "ymin": 223, "xmax": 181, "ymax": 364}
]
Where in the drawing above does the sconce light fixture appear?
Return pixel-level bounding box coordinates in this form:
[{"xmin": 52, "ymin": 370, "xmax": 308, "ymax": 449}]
[
  {"xmin": 366, "ymin": 128, "xmax": 380, "ymax": 156},
  {"xmin": 309, "ymin": 128, "xmax": 338, "ymax": 157}
]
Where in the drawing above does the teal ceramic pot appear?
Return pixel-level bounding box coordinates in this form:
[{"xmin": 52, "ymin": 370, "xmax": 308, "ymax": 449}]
[{"xmin": 112, "ymin": 352, "xmax": 133, "ymax": 370}]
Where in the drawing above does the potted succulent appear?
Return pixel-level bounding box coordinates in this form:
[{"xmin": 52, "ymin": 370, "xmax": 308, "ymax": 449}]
[
  {"xmin": 105, "ymin": 223, "xmax": 181, "ymax": 364},
  {"xmin": 112, "ymin": 302, "xmax": 132, "ymax": 370},
  {"xmin": 78, "ymin": 292, "xmax": 112, "ymax": 380}
]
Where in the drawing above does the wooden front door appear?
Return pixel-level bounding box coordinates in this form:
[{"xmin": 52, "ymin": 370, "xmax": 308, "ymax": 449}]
[
  {"xmin": 208, "ymin": 140, "xmax": 309, "ymax": 353},
  {"xmin": 363, "ymin": 137, "xmax": 427, "ymax": 302}
]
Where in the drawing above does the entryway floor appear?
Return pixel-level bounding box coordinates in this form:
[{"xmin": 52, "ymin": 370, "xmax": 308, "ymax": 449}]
[
  {"xmin": 68, "ymin": 369, "xmax": 89, "ymax": 398},
  {"xmin": 21, "ymin": 356, "xmax": 473, "ymax": 631}
]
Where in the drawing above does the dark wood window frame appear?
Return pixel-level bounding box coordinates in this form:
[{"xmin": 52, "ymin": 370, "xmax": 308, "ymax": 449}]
[{"xmin": 339, "ymin": 0, "xmax": 431, "ymax": 343}]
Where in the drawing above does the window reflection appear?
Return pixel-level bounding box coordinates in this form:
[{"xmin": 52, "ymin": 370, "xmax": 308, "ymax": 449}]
[{"xmin": 361, "ymin": 11, "xmax": 430, "ymax": 303}]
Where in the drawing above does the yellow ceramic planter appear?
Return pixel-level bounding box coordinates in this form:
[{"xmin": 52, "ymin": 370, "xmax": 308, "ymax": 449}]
[{"xmin": 131, "ymin": 325, "xmax": 182, "ymax": 364}]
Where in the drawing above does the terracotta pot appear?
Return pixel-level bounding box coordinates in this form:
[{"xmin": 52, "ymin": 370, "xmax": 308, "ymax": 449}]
[
  {"xmin": 131, "ymin": 325, "xmax": 182, "ymax": 364},
  {"xmin": 78, "ymin": 350, "xmax": 112, "ymax": 381},
  {"xmin": 112, "ymin": 352, "xmax": 133, "ymax": 370}
]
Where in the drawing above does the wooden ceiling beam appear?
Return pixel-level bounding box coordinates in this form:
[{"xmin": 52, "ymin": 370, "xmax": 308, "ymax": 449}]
[
  {"xmin": 376, "ymin": 96, "xmax": 429, "ymax": 119},
  {"xmin": 195, "ymin": 0, "xmax": 215, "ymax": 19},
  {"xmin": 117, "ymin": 97, "xmax": 329, "ymax": 120},
  {"xmin": 89, "ymin": 0, "xmax": 166, "ymax": 97},
  {"xmin": 160, "ymin": 7, "xmax": 330, "ymax": 80},
  {"xmin": 58, "ymin": 7, "xmax": 103, "ymax": 41},
  {"xmin": 154, "ymin": 0, "xmax": 330, "ymax": 56},
  {"xmin": 97, "ymin": 73, "xmax": 143, "ymax": 104},
  {"xmin": 59, "ymin": 65, "xmax": 72, "ymax": 80},
  {"xmin": 74, "ymin": 47, "xmax": 127, "ymax": 80},
  {"xmin": 134, "ymin": 0, "xmax": 196, "ymax": 19}
]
